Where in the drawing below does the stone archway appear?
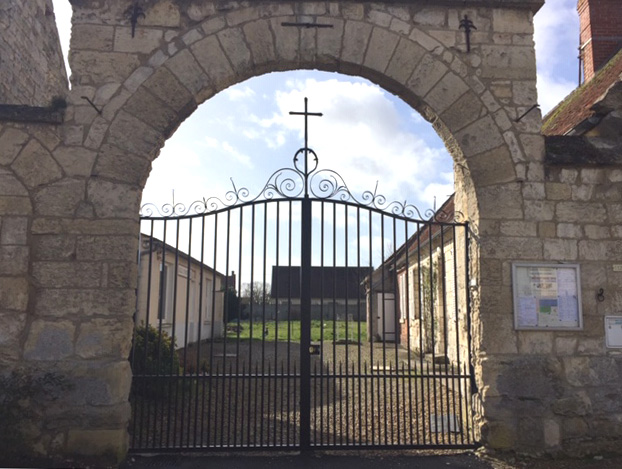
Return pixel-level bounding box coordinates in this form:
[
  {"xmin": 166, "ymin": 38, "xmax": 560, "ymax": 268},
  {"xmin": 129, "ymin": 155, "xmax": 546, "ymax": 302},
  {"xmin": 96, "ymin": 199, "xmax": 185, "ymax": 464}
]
[{"xmin": 4, "ymin": 0, "xmax": 548, "ymax": 463}]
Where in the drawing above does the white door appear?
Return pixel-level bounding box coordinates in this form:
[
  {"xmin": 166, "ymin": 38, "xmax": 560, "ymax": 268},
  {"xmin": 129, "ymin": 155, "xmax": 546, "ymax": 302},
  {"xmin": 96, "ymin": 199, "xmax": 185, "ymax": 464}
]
[{"xmin": 377, "ymin": 293, "xmax": 396, "ymax": 342}]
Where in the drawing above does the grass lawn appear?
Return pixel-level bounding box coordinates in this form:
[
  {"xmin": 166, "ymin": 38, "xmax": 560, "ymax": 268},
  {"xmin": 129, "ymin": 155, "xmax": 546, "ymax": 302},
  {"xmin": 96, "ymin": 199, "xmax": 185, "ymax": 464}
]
[{"xmin": 226, "ymin": 320, "xmax": 367, "ymax": 343}]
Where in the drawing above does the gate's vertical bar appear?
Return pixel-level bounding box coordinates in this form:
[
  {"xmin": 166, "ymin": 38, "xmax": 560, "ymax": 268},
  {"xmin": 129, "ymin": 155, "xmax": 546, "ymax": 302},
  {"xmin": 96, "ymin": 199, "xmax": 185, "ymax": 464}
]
[
  {"xmin": 219, "ymin": 210, "xmax": 232, "ymax": 447},
  {"xmin": 367, "ymin": 210, "xmax": 374, "ymax": 445},
  {"xmin": 273, "ymin": 201, "xmax": 281, "ymax": 446},
  {"xmin": 180, "ymin": 218, "xmax": 194, "ymax": 448},
  {"xmin": 197, "ymin": 216, "xmax": 207, "ymax": 447},
  {"xmin": 356, "ymin": 207, "xmax": 363, "ymax": 446},
  {"xmin": 300, "ymin": 194, "xmax": 312, "ymax": 450},
  {"xmin": 319, "ymin": 201, "xmax": 326, "ymax": 446},
  {"xmin": 260, "ymin": 203, "xmax": 269, "ymax": 446},
  {"xmin": 380, "ymin": 213, "xmax": 388, "ymax": 445},
  {"xmin": 344, "ymin": 205, "xmax": 350, "ymax": 446},
  {"xmin": 451, "ymin": 225, "xmax": 463, "ymax": 445},
  {"xmin": 439, "ymin": 224, "xmax": 451, "ymax": 444},
  {"xmin": 206, "ymin": 213, "xmax": 219, "ymax": 447},
  {"xmin": 417, "ymin": 221, "xmax": 427, "ymax": 445},
  {"xmin": 391, "ymin": 216, "xmax": 398, "ymax": 445},
  {"xmin": 331, "ymin": 203, "xmax": 338, "ymax": 446},
  {"xmin": 465, "ymin": 223, "xmax": 476, "ymax": 444},
  {"xmin": 234, "ymin": 207, "xmax": 244, "ymax": 448}
]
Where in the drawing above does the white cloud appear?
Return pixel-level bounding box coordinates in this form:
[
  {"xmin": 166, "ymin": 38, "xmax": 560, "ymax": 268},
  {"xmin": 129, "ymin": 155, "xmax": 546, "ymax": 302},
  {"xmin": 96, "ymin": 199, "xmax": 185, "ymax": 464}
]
[{"xmin": 225, "ymin": 86, "xmax": 256, "ymax": 101}]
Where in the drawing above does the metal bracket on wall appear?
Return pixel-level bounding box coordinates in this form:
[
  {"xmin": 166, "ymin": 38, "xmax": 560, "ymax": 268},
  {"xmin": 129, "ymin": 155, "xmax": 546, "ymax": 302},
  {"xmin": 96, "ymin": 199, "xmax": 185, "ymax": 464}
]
[
  {"xmin": 459, "ymin": 15, "xmax": 476, "ymax": 53},
  {"xmin": 125, "ymin": 3, "xmax": 145, "ymax": 38}
]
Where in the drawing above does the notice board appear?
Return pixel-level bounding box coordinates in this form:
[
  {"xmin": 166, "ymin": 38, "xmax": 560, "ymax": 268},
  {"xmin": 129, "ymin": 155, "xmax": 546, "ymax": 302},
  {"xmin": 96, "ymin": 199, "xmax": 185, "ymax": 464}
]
[{"xmin": 512, "ymin": 263, "xmax": 583, "ymax": 330}]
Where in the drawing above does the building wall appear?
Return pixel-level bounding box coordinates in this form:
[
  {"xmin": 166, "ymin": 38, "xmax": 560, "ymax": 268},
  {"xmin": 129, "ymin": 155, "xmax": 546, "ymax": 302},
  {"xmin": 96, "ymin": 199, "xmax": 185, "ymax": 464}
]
[
  {"xmin": 0, "ymin": 0, "xmax": 68, "ymax": 105},
  {"xmin": 136, "ymin": 246, "xmax": 225, "ymax": 348}
]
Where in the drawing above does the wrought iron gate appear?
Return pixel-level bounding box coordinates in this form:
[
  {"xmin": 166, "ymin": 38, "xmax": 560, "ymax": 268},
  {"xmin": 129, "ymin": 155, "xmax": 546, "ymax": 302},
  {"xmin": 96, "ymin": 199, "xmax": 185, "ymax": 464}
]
[{"xmin": 130, "ymin": 99, "xmax": 476, "ymax": 451}]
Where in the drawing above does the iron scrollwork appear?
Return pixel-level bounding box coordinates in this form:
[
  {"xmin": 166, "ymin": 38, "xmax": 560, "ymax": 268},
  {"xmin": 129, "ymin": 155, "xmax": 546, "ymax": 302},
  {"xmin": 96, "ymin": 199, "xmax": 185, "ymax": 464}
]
[{"xmin": 140, "ymin": 98, "xmax": 464, "ymax": 223}]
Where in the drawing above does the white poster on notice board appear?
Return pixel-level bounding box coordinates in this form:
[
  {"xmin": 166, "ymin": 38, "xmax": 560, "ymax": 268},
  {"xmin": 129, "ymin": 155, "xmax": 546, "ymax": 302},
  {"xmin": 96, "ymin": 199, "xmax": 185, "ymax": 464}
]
[{"xmin": 512, "ymin": 263, "xmax": 583, "ymax": 330}]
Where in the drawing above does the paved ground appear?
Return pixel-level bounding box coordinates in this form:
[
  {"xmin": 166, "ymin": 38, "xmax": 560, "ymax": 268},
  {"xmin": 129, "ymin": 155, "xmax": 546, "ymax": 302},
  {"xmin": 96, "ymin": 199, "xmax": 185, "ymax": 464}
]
[
  {"xmin": 121, "ymin": 451, "xmax": 491, "ymax": 469},
  {"xmin": 120, "ymin": 450, "xmax": 622, "ymax": 469}
]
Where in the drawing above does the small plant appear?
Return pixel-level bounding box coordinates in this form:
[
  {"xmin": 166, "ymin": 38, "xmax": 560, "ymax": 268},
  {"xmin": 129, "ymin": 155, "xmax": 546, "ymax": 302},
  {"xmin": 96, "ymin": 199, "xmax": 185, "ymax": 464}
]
[{"xmin": 130, "ymin": 323, "xmax": 182, "ymax": 398}]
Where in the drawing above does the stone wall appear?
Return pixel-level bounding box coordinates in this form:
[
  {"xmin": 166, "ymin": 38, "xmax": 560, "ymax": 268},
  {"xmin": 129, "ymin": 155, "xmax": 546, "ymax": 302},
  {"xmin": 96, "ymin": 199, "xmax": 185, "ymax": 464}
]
[
  {"xmin": 2, "ymin": 0, "xmax": 622, "ymax": 465},
  {"xmin": 480, "ymin": 159, "xmax": 622, "ymax": 456},
  {"xmin": 0, "ymin": 0, "xmax": 68, "ymax": 106}
]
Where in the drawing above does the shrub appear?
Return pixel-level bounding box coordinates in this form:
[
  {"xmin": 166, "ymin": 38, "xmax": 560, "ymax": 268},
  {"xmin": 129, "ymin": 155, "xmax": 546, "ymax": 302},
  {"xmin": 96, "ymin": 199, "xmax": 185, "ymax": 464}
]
[{"xmin": 130, "ymin": 324, "xmax": 182, "ymax": 399}]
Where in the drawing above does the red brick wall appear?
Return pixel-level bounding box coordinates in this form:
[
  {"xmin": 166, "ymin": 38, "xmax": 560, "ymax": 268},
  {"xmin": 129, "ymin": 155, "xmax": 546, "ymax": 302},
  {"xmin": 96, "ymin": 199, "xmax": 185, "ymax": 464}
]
[{"xmin": 578, "ymin": 0, "xmax": 622, "ymax": 82}]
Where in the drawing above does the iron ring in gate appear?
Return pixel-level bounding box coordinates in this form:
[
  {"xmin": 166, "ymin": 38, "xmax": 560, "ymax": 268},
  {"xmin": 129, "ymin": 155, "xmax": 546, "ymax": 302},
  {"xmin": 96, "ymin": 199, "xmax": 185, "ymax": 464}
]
[{"xmin": 130, "ymin": 98, "xmax": 476, "ymax": 452}]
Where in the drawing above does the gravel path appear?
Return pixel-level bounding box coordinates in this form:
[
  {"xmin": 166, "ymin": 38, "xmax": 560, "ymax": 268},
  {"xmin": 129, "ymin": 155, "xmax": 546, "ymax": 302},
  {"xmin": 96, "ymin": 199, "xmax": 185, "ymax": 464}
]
[{"xmin": 131, "ymin": 339, "xmax": 474, "ymax": 450}]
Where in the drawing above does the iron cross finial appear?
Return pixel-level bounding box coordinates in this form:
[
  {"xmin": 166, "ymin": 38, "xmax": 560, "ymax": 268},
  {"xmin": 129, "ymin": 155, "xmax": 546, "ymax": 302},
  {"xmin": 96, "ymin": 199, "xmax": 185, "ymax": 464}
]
[
  {"xmin": 289, "ymin": 97, "xmax": 323, "ymax": 150},
  {"xmin": 289, "ymin": 98, "xmax": 323, "ymax": 196}
]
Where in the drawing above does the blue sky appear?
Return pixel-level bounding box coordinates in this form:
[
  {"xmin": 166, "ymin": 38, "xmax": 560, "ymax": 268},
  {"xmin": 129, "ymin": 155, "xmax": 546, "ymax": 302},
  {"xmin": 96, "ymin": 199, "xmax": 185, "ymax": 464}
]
[{"xmin": 52, "ymin": 0, "xmax": 580, "ymax": 213}]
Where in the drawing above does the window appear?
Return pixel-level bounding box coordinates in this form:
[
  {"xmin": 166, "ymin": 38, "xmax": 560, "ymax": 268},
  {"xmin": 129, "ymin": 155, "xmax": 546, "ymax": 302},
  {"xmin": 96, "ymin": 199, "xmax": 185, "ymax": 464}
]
[{"xmin": 158, "ymin": 263, "xmax": 175, "ymax": 321}]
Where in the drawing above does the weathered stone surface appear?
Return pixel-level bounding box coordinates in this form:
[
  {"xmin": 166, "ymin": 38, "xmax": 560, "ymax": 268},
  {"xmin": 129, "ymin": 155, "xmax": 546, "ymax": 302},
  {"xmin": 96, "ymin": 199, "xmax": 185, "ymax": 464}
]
[
  {"xmin": 165, "ymin": 49, "xmax": 210, "ymax": 97},
  {"xmin": 385, "ymin": 38, "xmax": 426, "ymax": 84},
  {"xmin": 0, "ymin": 128, "xmax": 30, "ymax": 165},
  {"xmin": 467, "ymin": 145, "xmax": 516, "ymax": 186},
  {"xmin": 364, "ymin": 27, "xmax": 399, "ymax": 73},
  {"xmin": 33, "ymin": 261, "xmax": 102, "ymax": 288},
  {"xmin": 192, "ymin": 35, "xmax": 237, "ymax": 90},
  {"xmin": 35, "ymin": 288, "xmax": 135, "ymax": 318},
  {"xmin": 0, "ymin": 216, "xmax": 28, "ymax": 245},
  {"xmin": 564, "ymin": 357, "xmax": 620, "ymax": 387},
  {"xmin": 456, "ymin": 115, "xmax": 504, "ymax": 158},
  {"xmin": 143, "ymin": 67, "xmax": 196, "ymax": 114},
  {"xmin": 32, "ymin": 234, "xmax": 76, "ymax": 261},
  {"xmin": 92, "ymin": 145, "xmax": 151, "ymax": 186},
  {"xmin": 70, "ymin": 51, "xmax": 140, "ymax": 85},
  {"xmin": 0, "ymin": 246, "xmax": 29, "ymax": 275},
  {"xmin": 107, "ymin": 111, "xmax": 163, "ymax": 158},
  {"xmin": 11, "ymin": 139, "xmax": 62, "ymax": 189},
  {"xmin": 76, "ymin": 317, "xmax": 134, "ymax": 359},
  {"xmin": 76, "ymin": 235, "xmax": 137, "ymax": 262},
  {"xmin": 342, "ymin": 21, "xmax": 373, "ymax": 66},
  {"xmin": 33, "ymin": 178, "xmax": 86, "ymax": 217},
  {"xmin": 244, "ymin": 20, "xmax": 276, "ymax": 66},
  {"xmin": 87, "ymin": 179, "xmax": 142, "ymax": 219},
  {"xmin": 71, "ymin": 24, "xmax": 114, "ymax": 52},
  {"xmin": 66, "ymin": 428, "xmax": 128, "ymax": 461},
  {"xmin": 0, "ymin": 277, "xmax": 29, "ymax": 310},
  {"xmin": 408, "ymin": 54, "xmax": 448, "ymax": 98},
  {"xmin": 53, "ymin": 146, "xmax": 97, "ymax": 177},
  {"xmin": 23, "ymin": 320, "xmax": 75, "ymax": 361}
]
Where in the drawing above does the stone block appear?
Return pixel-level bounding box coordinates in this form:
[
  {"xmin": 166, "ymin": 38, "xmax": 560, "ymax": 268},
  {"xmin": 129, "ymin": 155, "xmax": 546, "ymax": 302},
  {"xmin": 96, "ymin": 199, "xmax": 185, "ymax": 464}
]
[
  {"xmin": 226, "ymin": 7, "xmax": 260, "ymax": 27},
  {"xmin": 32, "ymin": 235, "xmax": 76, "ymax": 261},
  {"xmin": 317, "ymin": 19, "xmax": 345, "ymax": 64},
  {"xmin": 455, "ymin": 115, "xmax": 504, "ymax": 158},
  {"xmin": 33, "ymin": 178, "xmax": 86, "ymax": 218},
  {"xmin": 123, "ymin": 89, "xmax": 178, "ymax": 137},
  {"xmin": 0, "ymin": 277, "xmax": 28, "ymax": 310},
  {"xmin": 0, "ymin": 311, "xmax": 26, "ymax": 348},
  {"xmin": 525, "ymin": 199, "xmax": 555, "ymax": 221},
  {"xmin": 545, "ymin": 182, "xmax": 571, "ymax": 200},
  {"xmin": 385, "ymin": 38, "xmax": 426, "ymax": 84},
  {"xmin": 93, "ymin": 145, "xmax": 151, "ymax": 186},
  {"xmin": 23, "ymin": 320, "xmax": 75, "ymax": 361},
  {"xmin": 66, "ymin": 428, "xmax": 128, "ymax": 461},
  {"xmin": 497, "ymin": 356, "xmax": 563, "ymax": 401},
  {"xmin": 439, "ymin": 91, "xmax": 483, "ymax": 133},
  {"xmin": 35, "ymin": 288, "xmax": 135, "ymax": 318},
  {"xmin": 70, "ymin": 51, "xmax": 140, "ymax": 85},
  {"xmin": 52, "ymin": 147, "xmax": 97, "ymax": 177},
  {"xmin": 564, "ymin": 357, "xmax": 619, "ymax": 387},
  {"xmin": 408, "ymin": 54, "xmax": 448, "ymax": 98},
  {"xmin": 114, "ymin": 27, "xmax": 163, "ymax": 54},
  {"xmin": 342, "ymin": 3, "xmax": 364, "ymax": 20},
  {"xmin": 271, "ymin": 17, "xmax": 299, "ymax": 63},
  {"xmin": 1, "ymin": 217, "xmax": 28, "ymax": 245},
  {"xmin": 481, "ymin": 314, "xmax": 518, "ymax": 354},
  {"xmin": 84, "ymin": 116, "xmax": 110, "ymax": 150},
  {"xmin": 124, "ymin": 66, "xmax": 155, "ymax": 94},
  {"xmin": 244, "ymin": 20, "xmax": 276, "ymax": 66},
  {"xmin": 106, "ymin": 262, "xmax": 137, "ymax": 288},
  {"xmin": 483, "ymin": 420, "xmax": 517, "ymax": 450},
  {"xmin": 552, "ymin": 393, "xmax": 592, "ymax": 417},
  {"xmin": 478, "ymin": 184, "xmax": 524, "ymax": 220},
  {"xmin": 142, "ymin": 0, "xmax": 180, "ymax": 27},
  {"xmin": 0, "ymin": 246, "xmax": 28, "ymax": 275},
  {"xmin": 557, "ymin": 202, "xmax": 607, "ymax": 224},
  {"xmin": 76, "ymin": 235, "xmax": 137, "ymax": 262},
  {"xmin": 584, "ymin": 225, "xmax": 610, "ymax": 240},
  {"xmin": 500, "ymin": 220, "xmax": 537, "ymax": 237},
  {"xmin": 143, "ymin": 67, "xmax": 195, "ymax": 114},
  {"xmin": 543, "ymin": 239, "xmax": 578, "ymax": 261},
  {"xmin": 11, "ymin": 139, "xmax": 62, "ymax": 189},
  {"xmin": 363, "ymin": 27, "xmax": 399, "ymax": 73},
  {"xmin": 492, "ymin": 9, "xmax": 533, "ymax": 34},
  {"xmin": 0, "ymin": 172, "xmax": 28, "ymax": 197},
  {"xmin": 166, "ymin": 49, "xmax": 210, "ymax": 96},
  {"xmin": 342, "ymin": 21, "xmax": 373, "ymax": 66},
  {"xmin": 366, "ymin": 9, "xmax": 392, "ymax": 28},
  {"xmin": 390, "ymin": 17, "xmax": 411, "ymax": 35},
  {"xmin": 467, "ymin": 145, "xmax": 516, "ymax": 187},
  {"xmin": 193, "ymin": 35, "xmax": 237, "ymax": 89},
  {"xmin": 87, "ymin": 179, "xmax": 142, "ymax": 219},
  {"xmin": 33, "ymin": 261, "xmax": 102, "ymax": 288},
  {"xmin": 0, "ymin": 128, "xmax": 29, "ymax": 165},
  {"xmin": 556, "ymin": 223, "xmax": 582, "ymax": 238},
  {"xmin": 480, "ymin": 45, "xmax": 536, "ymax": 80},
  {"xmin": 517, "ymin": 331, "xmax": 554, "ymax": 354},
  {"xmin": 554, "ymin": 337, "xmax": 576, "ymax": 356},
  {"xmin": 71, "ymin": 24, "xmax": 114, "ymax": 52},
  {"xmin": 76, "ymin": 317, "xmax": 134, "ymax": 359},
  {"xmin": 107, "ymin": 111, "xmax": 163, "ymax": 159},
  {"xmin": 425, "ymin": 72, "xmax": 469, "ymax": 115}
]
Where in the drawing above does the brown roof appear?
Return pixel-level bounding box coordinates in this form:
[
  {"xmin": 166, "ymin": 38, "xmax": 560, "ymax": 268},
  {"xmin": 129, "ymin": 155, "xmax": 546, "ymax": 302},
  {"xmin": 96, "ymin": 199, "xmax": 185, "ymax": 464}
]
[{"xmin": 542, "ymin": 48, "xmax": 622, "ymax": 136}]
